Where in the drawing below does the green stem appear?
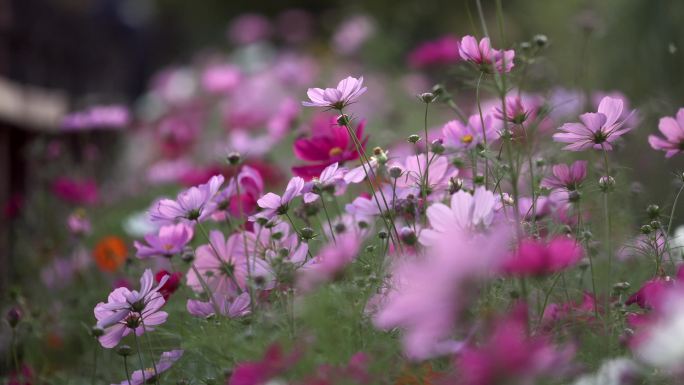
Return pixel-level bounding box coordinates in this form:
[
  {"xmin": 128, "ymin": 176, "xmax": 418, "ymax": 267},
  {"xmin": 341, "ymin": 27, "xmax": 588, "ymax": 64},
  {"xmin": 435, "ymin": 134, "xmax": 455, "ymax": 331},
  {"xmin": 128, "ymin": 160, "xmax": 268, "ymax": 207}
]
[
  {"xmin": 423, "ymin": 102, "xmax": 430, "ymax": 200},
  {"xmin": 133, "ymin": 332, "xmax": 147, "ymax": 385},
  {"xmin": 663, "ymin": 182, "xmax": 684, "ymax": 272},
  {"xmin": 234, "ymin": 176, "xmax": 256, "ymax": 314},
  {"xmin": 141, "ymin": 320, "xmax": 160, "ymax": 385},
  {"xmin": 475, "ymin": 71, "xmax": 489, "ymax": 187},
  {"xmin": 537, "ymin": 274, "xmax": 562, "ymax": 326},
  {"xmin": 92, "ymin": 342, "xmax": 99, "ymax": 384},
  {"xmin": 123, "ymin": 355, "xmax": 132, "ymax": 385},
  {"xmin": 320, "ymin": 194, "xmax": 337, "ymax": 244}
]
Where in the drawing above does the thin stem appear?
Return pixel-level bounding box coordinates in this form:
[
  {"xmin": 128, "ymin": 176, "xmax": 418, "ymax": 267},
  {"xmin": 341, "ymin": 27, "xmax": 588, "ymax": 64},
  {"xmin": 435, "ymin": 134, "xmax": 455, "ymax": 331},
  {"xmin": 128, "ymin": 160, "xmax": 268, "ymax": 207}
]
[
  {"xmin": 196, "ymin": 221, "xmax": 243, "ymax": 294},
  {"xmin": 537, "ymin": 273, "xmax": 562, "ymax": 327},
  {"xmin": 521, "ymin": 121, "xmax": 537, "ymax": 233},
  {"xmin": 475, "ymin": 71, "xmax": 489, "ymax": 187},
  {"xmin": 190, "ymin": 263, "xmax": 222, "ymax": 316},
  {"xmin": 663, "ymin": 182, "xmax": 684, "ymax": 272},
  {"xmin": 320, "ymin": 194, "xmax": 337, "ymax": 244},
  {"xmin": 133, "ymin": 332, "xmax": 147, "ymax": 385},
  {"xmin": 10, "ymin": 329, "xmax": 19, "ymax": 378},
  {"xmin": 123, "ymin": 355, "xmax": 132, "ymax": 385},
  {"xmin": 423, "ymin": 102, "xmax": 430, "ymax": 199},
  {"xmin": 234, "ymin": 176, "xmax": 256, "ymax": 314},
  {"xmin": 92, "ymin": 341, "xmax": 99, "ymax": 384},
  {"xmin": 141, "ymin": 320, "xmax": 160, "ymax": 385}
]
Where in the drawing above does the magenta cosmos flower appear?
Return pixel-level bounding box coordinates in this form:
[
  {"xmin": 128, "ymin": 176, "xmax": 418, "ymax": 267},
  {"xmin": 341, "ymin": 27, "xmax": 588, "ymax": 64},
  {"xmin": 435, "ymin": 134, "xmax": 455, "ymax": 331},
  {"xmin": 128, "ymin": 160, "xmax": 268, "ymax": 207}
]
[
  {"xmin": 292, "ymin": 114, "xmax": 367, "ymax": 179},
  {"xmin": 149, "ymin": 175, "xmax": 224, "ymax": 224},
  {"xmin": 553, "ymin": 96, "xmax": 634, "ymax": 151},
  {"xmin": 113, "ymin": 350, "xmax": 183, "ymax": 385},
  {"xmin": 255, "ymin": 176, "xmax": 305, "ymax": 219},
  {"xmin": 503, "ymin": 237, "xmax": 583, "ymax": 277},
  {"xmin": 648, "ymin": 108, "xmax": 684, "ymax": 158},
  {"xmin": 442, "ymin": 114, "xmax": 499, "ymax": 150},
  {"xmin": 453, "ymin": 304, "xmax": 575, "ymax": 385},
  {"xmin": 541, "ymin": 160, "xmax": 588, "ymax": 191},
  {"xmin": 459, "ymin": 35, "xmax": 515, "ymax": 73},
  {"xmin": 134, "ymin": 223, "xmax": 194, "ymax": 259},
  {"xmin": 94, "ymin": 269, "xmax": 169, "ymax": 348},
  {"xmin": 302, "ymin": 76, "xmax": 367, "ymax": 109},
  {"xmin": 408, "ymin": 35, "xmax": 461, "ymax": 69},
  {"xmin": 228, "ymin": 343, "xmax": 301, "ymax": 385}
]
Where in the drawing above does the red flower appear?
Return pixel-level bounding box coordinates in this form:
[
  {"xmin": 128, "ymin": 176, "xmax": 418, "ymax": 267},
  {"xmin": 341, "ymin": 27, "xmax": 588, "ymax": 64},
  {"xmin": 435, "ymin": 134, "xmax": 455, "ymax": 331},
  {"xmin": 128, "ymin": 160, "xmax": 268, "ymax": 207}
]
[
  {"xmin": 228, "ymin": 344, "xmax": 301, "ymax": 385},
  {"xmin": 155, "ymin": 270, "xmax": 182, "ymax": 300},
  {"xmin": 292, "ymin": 114, "xmax": 367, "ymax": 179}
]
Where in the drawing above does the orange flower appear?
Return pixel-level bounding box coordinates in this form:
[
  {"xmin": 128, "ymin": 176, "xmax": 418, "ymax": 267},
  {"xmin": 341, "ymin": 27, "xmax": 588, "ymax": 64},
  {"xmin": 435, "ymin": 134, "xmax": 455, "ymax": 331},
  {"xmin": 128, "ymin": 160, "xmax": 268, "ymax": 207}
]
[{"xmin": 93, "ymin": 236, "xmax": 127, "ymax": 272}]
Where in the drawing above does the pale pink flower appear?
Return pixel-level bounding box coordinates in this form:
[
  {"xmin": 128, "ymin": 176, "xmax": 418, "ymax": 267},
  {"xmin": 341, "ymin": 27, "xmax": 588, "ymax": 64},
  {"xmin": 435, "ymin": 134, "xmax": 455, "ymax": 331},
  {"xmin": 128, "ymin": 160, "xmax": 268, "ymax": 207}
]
[
  {"xmin": 201, "ymin": 63, "xmax": 241, "ymax": 94},
  {"xmin": 648, "ymin": 108, "xmax": 684, "ymax": 158},
  {"xmin": 255, "ymin": 176, "xmax": 305, "ymax": 219},
  {"xmin": 391, "ymin": 153, "xmax": 458, "ymax": 198},
  {"xmin": 302, "ymin": 162, "xmax": 348, "ymax": 203},
  {"xmin": 494, "ymin": 96, "xmax": 531, "ymax": 124},
  {"xmin": 186, "ymin": 292, "xmax": 251, "ymax": 319},
  {"xmin": 442, "ymin": 114, "xmax": 499, "ymax": 150},
  {"xmin": 297, "ymin": 233, "xmax": 362, "ymax": 291},
  {"xmin": 114, "ymin": 350, "xmax": 183, "ymax": 385},
  {"xmin": 459, "ymin": 35, "xmax": 515, "ymax": 73},
  {"xmin": 134, "ymin": 223, "xmax": 194, "ymax": 259},
  {"xmin": 553, "ymin": 96, "xmax": 634, "ymax": 151},
  {"xmin": 149, "ymin": 175, "xmax": 224, "ymax": 224},
  {"xmin": 541, "ymin": 160, "xmax": 588, "ymax": 191},
  {"xmin": 302, "ymin": 76, "xmax": 367, "ymax": 109},
  {"xmin": 93, "ymin": 269, "xmax": 169, "ymax": 348},
  {"xmin": 186, "ymin": 230, "xmax": 248, "ymax": 296}
]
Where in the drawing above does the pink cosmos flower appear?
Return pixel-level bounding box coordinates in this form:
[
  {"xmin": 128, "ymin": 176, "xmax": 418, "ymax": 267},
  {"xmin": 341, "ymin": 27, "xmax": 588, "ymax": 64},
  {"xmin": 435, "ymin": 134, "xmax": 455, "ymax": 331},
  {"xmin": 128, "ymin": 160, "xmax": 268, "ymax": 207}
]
[
  {"xmin": 292, "ymin": 114, "xmax": 367, "ymax": 179},
  {"xmin": 494, "ymin": 96, "xmax": 531, "ymax": 124},
  {"xmin": 114, "ymin": 350, "xmax": 183, "ymax": 385},
  {"xmin": 648, "ymin": 108, "xmax": 684, "ymax": 158},
  {"xmin": 302, "ymin": 76, "xmax": 367, "ymax": 109},
  {"xmin": 67, "ymin": 210, "xmax": 91, "ymax": 236},
  {"xmin": 255, "ymin": 176, "xmax": 305, "ymax": 219},
  {"xmin": 297, "ymin": 233, "xmax": 362, "ymax": 291},
  {"xmin": 503, "ymin": 237, "xmax": 583, "ymax": 276},
  {"xmin": 212, "ymin": 166, "xmax": 264, "ymax": 220},
  {"xmin": 93, "ymin": 269, "xmax": 169, "ymax": 348},
  {"xmin": 442, "ymin": 114, "xmax": 499, "ymax": 150},
  {"xmin": 149, "ymin": 174, "xmax": 224, "ymax": 224},
  {"xmin": 187, "ymin": 292, "xmax": 251, "ymax": 319},
  {"xmin": 541, "ymin": 160, "xmax": 588, "ymax": 191},
  {"xmin": 302, "ymin": 162, "xmax": 348, "ymax": 203},
  {"xmin": 134, "ymin": 223, "xmax": 194, "ymax": 259},
  {"xmin": 420, "ymin": 187, "xmax": 497, "ymax": 245},
  {"xmin": 332, "ymin": 15, "xmax": 376, "ymax": 55},
  {"xmin": 626, "ymin": 277, "xmax": 672, "ymax": 310},
  {"xmin": 227, "ymin": 14, "xmax": 271, "ymax": 45},
  {"xmin": 228, "ymin": 343, "xmax": 301, "ymax": 385},
  {"xmin": 408, "ymin": 35, "xmax": 461, "ymax": 69},
  {"xmin": 459, "ymin": 35, "xmax": 515, "ymax": 73},
  {"xmin": 201, "ymin": 63, "xmax": 241, "ymax": 94},
  {"xmin": 62, "ymin": 105, "xmax": 130, "ymax": 131},
  {"xmin": 542, "ymin": 292, "xmax": 599, "ymax": 329},
  {"xmin": 452, "ymin": 304, "xmax": 575, "ymax": 385},
  {"xmin": 553, "ymin": 96, "xmax": 634, "ymax": 151},
  {"xmin": 373, "ymin": 225, "xmax": 511, "ymax": 360},
  {"xmin": 391, "ymin": 153, "xmax": 458, "ymax": 198},
  {"xmin": 186, "ymin": 230, "xmax": 248, "ymax": 295}
]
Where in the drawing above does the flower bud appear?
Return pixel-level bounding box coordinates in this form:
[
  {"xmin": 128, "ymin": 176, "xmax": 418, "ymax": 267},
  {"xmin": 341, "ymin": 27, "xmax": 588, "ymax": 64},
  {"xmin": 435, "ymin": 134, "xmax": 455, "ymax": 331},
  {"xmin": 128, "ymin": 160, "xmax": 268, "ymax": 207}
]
[
  {"xmin": 650, "ymin": 220, "xmax": 661, "ymax": 230},
  {"xmin": 373, "ymin": 147, "xmax": 388, "ymax": 164},
  {"xmin": 568, "ymin": 190, "xmax": 581, "ymax": 203},
  {"xmin": 278, "ymin": 247, "xmax": 290, "ymax": 259},
  {"xmin": 533, "ymin": 34, "xmax": 549, "ymax": 48},
  {"xmin": 502, "ymin": 193, "xmax": 514, "ymax": 206},
  {"xmin": 473, "ymin": 175, "xmax": 485, "ymax": 186},
  {"xmin": 451, "ymin": 158, "xmax": 464, "ymax": 168},
  {"xmin": 598, "ymin": 176, "xmax": 615, "ymax": 192},
  {"xmin": 365, "ymin": 245, "xmax": 376, "ymax": 253},
  {"xmin": 181, "ymin": 246, "xmax": 195, "ymax": 263},
  {"xmin": 336, "ymin": 114, "xmax": 351, "ymax": 126},
  {"xmin": 581, "ymin": 230, "xmax": 593, "ymax": 241},
  {"xmin": 430, "ymin": 139, "xmax": 445, "ymax": 154},
  {"xmin": 449, "ymin": 177, "xmax": 463, "ymax": 194},
  {"xmin": 389, "ymin": 166, "xmax": 402, "ymax": 179},
  {"xmin": 116, "ymin": 345, "xmax": 134, "ymax": 357},
  {"xmin": 378, "ymin": 230, "xmax": 389, "ymax": 240},
  {"xmin": 647, "ymin": 204, "xmax": 660, "ymax": 220},
  {"xmin": 418, "ymin": 92, "xmax": 436, "ymax": 104},
  {"xmin": 613, "ymin": 281, "xmax": 631, "ymax": 293},
  {"xmin": 300, "ymin": 227, "xmax": 316, "ymax": 240},
  {"xmin": 334, "ymin": 223, "xmax": 347, "ymax": 234},
  {"xmin": 407, "ymin": 134, "xmax": 421, "ymax": 144},
  {"xmin": 640, "ymin": 225, "xmax": 653, "ymax": 235},
  {"xmin": 6, "ymin": 307, "xmax": 21, "ymax": 328},
  {"xmin": 399, "ymin": 227, "xmax": 417, "ymax": 246},
  {"xmin": 520, "ymin": 41, "xmax": 532, "ymax": 51},
  {"xmin": 91, "ymin": 326, "xmax": 104, "ymax": 337},
  {"xmin": 227, "ymin": 152, "xmax": 241, "ymax": 166},
  {"xmin": 431, "ymin": 84, "xmax": 446, "ymax": 98}
]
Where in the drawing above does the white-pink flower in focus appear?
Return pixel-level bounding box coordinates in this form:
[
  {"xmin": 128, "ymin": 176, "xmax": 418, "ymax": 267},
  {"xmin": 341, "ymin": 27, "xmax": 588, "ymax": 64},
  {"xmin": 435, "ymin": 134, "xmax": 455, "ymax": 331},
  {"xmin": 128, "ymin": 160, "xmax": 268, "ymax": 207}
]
[{"xmin": 302, "ymin": 76, "xmax": 367, "ymax": 110}]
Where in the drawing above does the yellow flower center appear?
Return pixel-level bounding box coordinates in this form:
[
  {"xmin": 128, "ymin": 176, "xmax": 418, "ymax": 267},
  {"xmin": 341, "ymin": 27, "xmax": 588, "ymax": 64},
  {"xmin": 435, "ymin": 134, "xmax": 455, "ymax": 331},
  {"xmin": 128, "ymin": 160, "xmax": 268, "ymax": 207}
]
[
  {"xmin": 163, "ymin": 244, "xmax": 174, "ymax": 251},
  {"xmin": 329, "ymin": 147, "xmax": 343, "ymax": 157},
  {"xmin": 461, "ymin": 134, "xmax": 474, "ymax": 144}
]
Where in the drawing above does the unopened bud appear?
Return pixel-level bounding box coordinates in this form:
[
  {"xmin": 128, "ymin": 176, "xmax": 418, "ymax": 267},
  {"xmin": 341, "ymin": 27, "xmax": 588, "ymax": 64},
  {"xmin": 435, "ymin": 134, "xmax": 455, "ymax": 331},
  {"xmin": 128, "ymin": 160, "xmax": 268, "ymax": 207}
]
[
  {"xmin": 449, "ymin": 178, "xmax": 463, "ymax": 194},
  {"xmin": 116, "ymin": 345, "xmax": 133, "ymax": 357},
  {"xmin": 181, "ymin": 246, "xmax": 194, "ymax": 263},
  {"xmin": 581, "ymin": 230, "xmax": 593, "ymax": 241},
  {"xmin": 430, "ymin": 139, "xmax": 445, "ymax": 154},
  {"xmin": 598, "ymin": 176, "xmax": 615, "ymax": 192},
  {"xmin": 473, "ymin": 175, "xmax": 485, "ymax": 186},
  {"xmin": 389, "ymin": 166, "xmax": 402, "ymax": 179},
  {"xmin": 399, "ymin": 227, "xmax": 417, "ymax": 246},
  {"xmin": 568, "ymin": 190, "xmax": 581, "ymax": 203},
  {"xmin": 502, "ymin": 193, "xmax": 514, "ymax": 206},
  {"xmin": 407, "ymin": 134, "xmax": 421, "ymax": 144},
  {"xmin": 91, "ymin": 326, "xmax": 104, "ymax": 338},
  {"xmin": 6, "ymin": 307, "xmax": 21, "ymax": 328},
  {"xmin": 533, "ymin": 34, "xmax": 549, "ymax": 48},
  {"xmin": 373, "ymin": 147, "xmax": 388, "ymax": 164},
  {"xmin": 650, "ymin": 220, "xmax": 661, "ymax": 230},
  {"xmin": 647, "ymin": 204, "xmax": 660, "ymax": 219},
  {"xmin": 378, "ymin": 230, "xmax": 389, "ymax": 240},
  {"xmin": 336, "ymin": 114, "xmax": 351, "ymax": 126},
  {"xmin": 613, "ymin": 282, "xmax": 631, "ymax": 293},
  {"xmin": 227, "ymin": 152, "xmax": 241, "ymax": 166},
  {"xmin": 640, "ymin": 225, "xmax": 653, "ymax": 235},
  {"xmin": 300, "ymin": 227, "xmax": 316, "ymax": 240},
  {"xmin": 334, "ymin": 223, "xmax": 347, "ymax": 234},
  {"xmin": 418, "ymin": 92, "xmax": 436, "ymax": 104}
]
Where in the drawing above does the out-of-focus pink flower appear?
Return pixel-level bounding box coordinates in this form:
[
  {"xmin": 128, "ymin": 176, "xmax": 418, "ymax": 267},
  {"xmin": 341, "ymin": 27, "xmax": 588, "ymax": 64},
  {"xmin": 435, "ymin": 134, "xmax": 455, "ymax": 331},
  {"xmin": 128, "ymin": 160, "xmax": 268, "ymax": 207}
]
[
  {"xmin": 408, "ymin": 35, "xmax": 461, "ymax": 69},
  {"xmin": 648, "ymin": 108, "xmax": 684, "ymax": 158},
  {"xmin": 302, "ymin": 352, "xmax": 372, "ymax": 385},
  {"xmin": 134, "ymin": 223, "xmax": 194, "ymax": 259},
  {"xmin": 155, "ymin": 270, "xmax": 182, "ymax": 300},
  {"xmin": 373, "ymin": 225, "xmax": 511, "ymax": 360},
  {"xmin": 459, "ymin": 35, "xmax": 515, "ymax": 73},
  {"xmin": 227, "ymin": 14, "xmax": 271, "ymax": 45},
  {"xmin": 420, "ymin": 187, "xmax": 497, "ymax": 246},
  {"xmin": 332, "ymin": 15, "xmax": 376, "ymax": 55},
  {"xmin": 276, "ymin": 9, "xmax": 313, "ymax": 44},
  {"xmin": 67, "ymin": 209, "xmax": 91, "ymax": 236},
  {"xmin": 298, "ymin": 233, "xmax": 362, "ymax": 291},
  {"xmin": 149, "ymin": 175, "xmax": 224, "ymax": 224},
  {"xmin": 442, "ymin": 114, "xmax": 499, "ymax": 150},
  {"xmin": 156, "ymin": 107, "xmax": 202, "ymax": 158},
  {"xmin": 114, "ymin": 350, "xmax": 183, "ymax": 385},
  {"xmin": 542, "ymin": 292, "xmax": 599, "ymax": 329},
  {"xmin": 51, "ymin": 177, "xmax": 99, "ymax": 205},
  {"xmin": 186, "ymin": 292, "xmax": 251, "ymax": 319},
  {"xmin": 3, "ymin": 192, "xmax": 23, "ymax": 220},
  {"xmin": 542, "ymin": 160, "xmax": 588, "ymax": 191},
  {"xmin": 503, "ymin": 237, "xmax": 583, "ymax": 276},
  {"xmin": 553, "ymin": 96, "xmax": 634, "ymax": 151},
  {"xmin": 228, "ymin": 343, "xmax": 301, "ymax": 385},
  {"xmin": 186, "ymin": 230, "xmax": 248, "ymax": 296},
  {"xmin": 93, "ymin": 269, "xmax": 169, "ymax": 348},
  {"xmin": 212, "ymin": 165, "xmax": 264, "ymax": 220},
  {"xmin": 453, "ymin": 304, "xmax": 575, "ymax": 385},
  {"xmin": 626, "ymin": 277, "xmax": 672, "ymax": 310},
  {"xmin": 201, "ymin": 63, "xmax": 241, "ymax": 94},
  {"xmin": 7, "ymin": 364, "xmax": 33, "ymax": 385},
  {"xmin": 61, "ymin": 105, "xmax": 130, "ymax": 131},
  {"xmin": 255, "ymin": 176, "xmax": 305, "ymax": 219},
  {"xmin": 292, "ymin": 114, "xmax": 367, "ymax": 179},
  {"xmin": 302, "ymin": 76, "xmax": 367, "ymax": 109},
  {"xmin": 494, "ymin": 96, "xmax": 531, "ymax": 124},
  {"xmin": 391, "ymin": 153, "xmax": 458, "ymax": 198}
]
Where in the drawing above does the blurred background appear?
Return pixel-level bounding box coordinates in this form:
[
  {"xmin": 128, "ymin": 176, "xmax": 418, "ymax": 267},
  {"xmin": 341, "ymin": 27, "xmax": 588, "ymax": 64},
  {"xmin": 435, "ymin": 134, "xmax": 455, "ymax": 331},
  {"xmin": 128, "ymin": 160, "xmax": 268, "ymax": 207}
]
[{"xmin": 1, "ymin": 0, "xmax": 684, "ymax": 378}]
